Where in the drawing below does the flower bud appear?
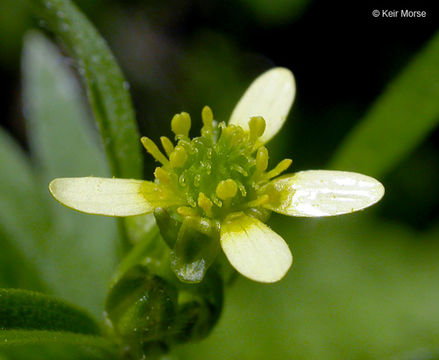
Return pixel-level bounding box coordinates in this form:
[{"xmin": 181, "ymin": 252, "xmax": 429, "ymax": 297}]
[{"xmin": 105, "ymin": 265, "xmax": 177, "ymax": 346}]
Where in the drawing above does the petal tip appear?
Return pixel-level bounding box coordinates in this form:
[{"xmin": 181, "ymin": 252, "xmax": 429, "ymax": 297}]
[
  {"xmin": 266, "ymin": 170, "xmax": 386, "ymax": 217},
  {"xmin": 229, "ymin": 66, "xmax": 296, "ymax": 144},
  {"xmin": 220, "ymin": 214, "xmax": 293, "ymax": 283},
  {"xmin": 47, "ymin": 177, "xmax": 154, "ymax": 217}
]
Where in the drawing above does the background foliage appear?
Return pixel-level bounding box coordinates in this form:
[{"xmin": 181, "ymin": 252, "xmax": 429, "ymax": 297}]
[{"xmin": 1, "ymin": 0, "xmax": 439, "ymax": 359}]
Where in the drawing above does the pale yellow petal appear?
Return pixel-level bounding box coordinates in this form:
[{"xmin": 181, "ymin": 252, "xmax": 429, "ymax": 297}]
[
  {"xmin": 229, "ymin": 67, "xmax": 295, "ymax": 143},
  {"xmin": 49, "ymin": 177, "xmax": 155, "ymax": 216},
  {"xmin": 220, "ymin": 213, "xmax": 292, "ymax": 283},
  {"xmin": 265, "ymin": 170, "xmax": 385, "ymax": 217}
]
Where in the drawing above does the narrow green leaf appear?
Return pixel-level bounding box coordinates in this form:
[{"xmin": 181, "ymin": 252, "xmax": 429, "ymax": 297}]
[
  {"xmin": 29, "ymin": 0, "xmax": 142, "ymax": 179},
  {"xmin": 0, "ymin": 346, "xmax": 111, "ymax": 360},
  {"xmin": 0, "ymin": 330, "xmax": 117, "ymax": 359},
  {"xmin": 329, "ymin": 30, "xmax": 439, "ymax": 177},
  {"xmin": 0, "ymin": 289, "xmax": 99, "ymax": 335}
]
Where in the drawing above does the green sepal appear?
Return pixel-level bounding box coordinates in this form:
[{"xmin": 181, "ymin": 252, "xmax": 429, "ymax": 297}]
[
  {"xmin": 0, "ymin": 289, "xmax": 100, "ymax": 335},
  {"xmin": 154, "ymin": 207, "xmax": 182, "ymax": 248},
  {"xmin": 105, "ymin": 265, "xmax": 177, "ymax": 345},
  {"xmin": 170, "ymin": 218, "xmax": 220, "ymax": 283}
]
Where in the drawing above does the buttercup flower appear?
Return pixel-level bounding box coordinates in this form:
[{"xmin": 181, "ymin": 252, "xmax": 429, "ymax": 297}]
[{"xmin": 49, "ymin": 68, "xmax": 384, "ymax": 283}]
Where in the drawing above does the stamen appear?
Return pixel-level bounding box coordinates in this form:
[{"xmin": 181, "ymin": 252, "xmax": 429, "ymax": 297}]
[
  {"xmin": 141, "ymin": 137, "xmax": 169, "ymax": 165},
  {"xmin": 216, "ymin": 179, "xmax": 238, "ymax": 200},
  {"xmin": 236, "ymin": 180, "xmax": 247, "ymax": 197},
  {"xmin": 256, "ymin": 146, "xmax": 269, "ymax": 172},
  {"xmin": 169, "ymin": 146, "xmax": 188, "ymax": 168},
  {"xmin": 231, "ymin": 164, "xmax": 248, "ymax": 176},
  {"xmin": 246, "ymin": 194, "xmax": 269, "ymax": 207},
  {"xmin": 266, "ymin": 159, "xmax": 293, "ymax": 179},
  {"xmin": 154, "ymin": 167, "xmax": 170, "ymax": 183},
  {"xmin": 160, "ymin": 136, "xmax": 174, "ymax": 157},
  {"xmin": 201, "ymin": 106, "xmax": 214, "ymax": 136},
  {"xmin": 248, "ymin": 116, "xmax": 266, "ymax": 141},
  {"xmin": 171, "ymin": 112, "xmax": 191, "ymax": 137},
  {"xmin": 198, "ymin": 192, "xmax": 213, "ymax": 217}
]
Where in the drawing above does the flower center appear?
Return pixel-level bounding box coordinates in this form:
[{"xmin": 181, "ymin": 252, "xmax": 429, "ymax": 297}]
[{"xmin": 141, "ymin": 106, "xmax": 292, "ymax": 222}]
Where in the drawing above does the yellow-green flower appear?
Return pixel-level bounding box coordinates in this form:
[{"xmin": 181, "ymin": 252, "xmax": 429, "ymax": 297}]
[{"xmin": 49, "ymin": 68, "xmax": 384, "ymax": 283}]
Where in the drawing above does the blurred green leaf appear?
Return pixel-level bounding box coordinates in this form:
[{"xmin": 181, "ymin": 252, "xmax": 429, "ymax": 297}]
[
  {"xmin": 0, "ymin": 330, "xmax": 117, "ymax": 359},
  {"xmin": 30, "ymin": 0, "xmax": 142, "ymax": 179},
  {"xmin": 0, "ymin": 0, "xmax": 32, "ymax": 67},
  {"xmin": 0, "ymin": 128, "xmax": 50, "ymax": 291},
  {"xmin": 19, "ymin": 31, "xmax": 119, "ymax": 318},
  {"xmin": 0, "ymin": 227, "xmax": 45, "ymax": 291},
  {"xmin": 329, "ymin": 30, "xmax": 439, "ymax": 178},
  {"xmin": 0, "ymin": 289, "xmax": 99, "ymax": 335}
]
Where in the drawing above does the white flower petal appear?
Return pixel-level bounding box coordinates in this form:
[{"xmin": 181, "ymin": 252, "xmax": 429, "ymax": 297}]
[
  {"xmin": 229, "ymin": 67, "xmax": 295, "ymax": 143},
  {"xmin": 220, "ymin": 213, "xmax": 292, "ymax": 283},
  {"xmin": 265, "ymin": 170, "xmax": 385, "ymax": 217},
  {"xmin": 49, "ymin": 177, "xmax": 155, "ymax": 216}
]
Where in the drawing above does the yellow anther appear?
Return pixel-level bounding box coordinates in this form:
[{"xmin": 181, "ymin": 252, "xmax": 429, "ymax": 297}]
[
  {"xmin": 171, "ymin": 112, "xmax": 191, "ymax": 137},
  {"xmin": 169, "ymin": 146, "xmax": 188, "ymax": 168},
  {"xmin": 201, "ymin": 106, "xmax": 214, "ymax": 135},
  {"xmin": 141, "ymin": 137, "xmax": 169, "ymax": 165},
  {"xmin": 160, "ymin": 136, "xmax": 174, "ymax": 157},
  {"xmin": 216, "ymin": 179, "xmax": 238, "ymax": 200},
  {"xmin": 266, "ymin": 159, "xmax": 293, "ymax": 179},
  {"xmin": 248, "ymin": 116, "xmax": 266, "ymax": 141},
  {"xmin": 198, "ymin": 192, "xmax": 213, "ymax": 217},
  {"xmin": 177, "ymin": 206, "xmax": 199, "ymax": 217},
  {"xmin": 154, "ymin": 167, "xmax": 170, "ymax": 183},
  {"xmin": 256, "ymin": 146, "xmax": 269, "ymax": 172}
]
